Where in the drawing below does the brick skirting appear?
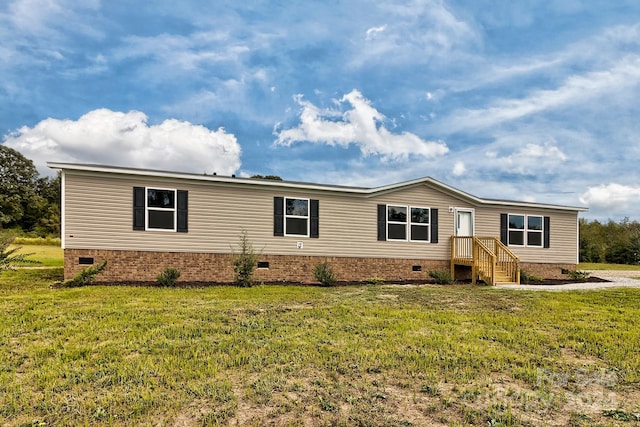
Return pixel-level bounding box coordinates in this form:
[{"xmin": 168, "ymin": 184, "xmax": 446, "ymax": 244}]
[
  {"xmin": 63, "ymin": 249, "xmax": 577, "ymax": 284},
  {"xmin": 520, "ymin": 262, "xmax": 578, "ymax": 280},
  {"xmin": 64, "ymin": 249, "xmax": 451, "ymax": 284}
]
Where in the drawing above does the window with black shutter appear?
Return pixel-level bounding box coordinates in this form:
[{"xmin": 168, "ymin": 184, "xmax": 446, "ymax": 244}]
[
  {"xmin": 133, "ymin": 187, "xmax": 188, "ymax": 232},
  {"xmin": 274, "ymin": 196, "xmax": 319, "ymax": 238},
  {"xmin": 379, "ymin": 205, "xmax": 438, "ymax": 243}
]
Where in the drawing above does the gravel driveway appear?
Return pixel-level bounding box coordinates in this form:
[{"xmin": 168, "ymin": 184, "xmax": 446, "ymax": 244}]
[{"xmin": 500, "ymin": 270, "xmax": 640, "ymax": 291}]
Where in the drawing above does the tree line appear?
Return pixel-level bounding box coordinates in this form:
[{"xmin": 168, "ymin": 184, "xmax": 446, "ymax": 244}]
[
  {"xmin": 580, "ymin": 218, "xmax": 640, "ymax": 264},
  {"xmin": 0, "ymin": 145, "xmax": 60, "ymax": 236}
]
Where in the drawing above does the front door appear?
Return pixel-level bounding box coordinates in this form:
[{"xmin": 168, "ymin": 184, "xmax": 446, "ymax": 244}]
[{"xmin": 455, "ymin": 209, "xmax": 474, "ymax": 237}]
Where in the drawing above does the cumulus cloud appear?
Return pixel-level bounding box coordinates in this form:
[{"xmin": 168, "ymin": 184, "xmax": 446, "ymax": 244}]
[
  {"xmin": 274, "ymin": 89, "xmax": 448, "ymax": 161},
  {"xmin": 580, "ymin": 183, "xmax": 640, "ymax": 209},
  {"xmin": 2, "ymin": 109, "xmax": 241, "ymax": 176}
]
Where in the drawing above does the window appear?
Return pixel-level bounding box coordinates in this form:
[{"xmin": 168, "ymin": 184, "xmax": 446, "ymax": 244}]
[
  {"xmin": 507, "ymin": 214, "xmax": 543, "ymax": 247},
  {"xmin": 385, "ymin": 205, "xmax": 431, "ymax": 242},
  {"xmin": 387, "ymin": 205, "xmax": 407, "ymax": 240},
  {"xmin": 147, "ymin": 188, "xmax": 176, "ymax": 230},
  {"xmin": 377, "ymin": 205, "xmax": 438, "ymax": 243},
  {"xmin": 527, "ymin": 216, "xmax": 543, "ymax": 247},
  {"xmin": 285, "ymin": 198, "xmax": 309, "ymax": 236},
  {"xmin": 133, "ymin": 187, "xmax": 188, "ymax": 232},
  {"xmin": 274, "ymin": 197, "xmax": 319, "ymax": 238},
  {"xmin": 508, "ymin": 214, "xmax": 525, "ymax": 246},
  {"xmin": 410, "ymin": 207, "xmax": 430, "ymax": 241}
]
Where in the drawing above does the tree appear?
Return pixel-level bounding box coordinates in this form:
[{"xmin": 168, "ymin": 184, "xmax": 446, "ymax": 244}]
[
  {"xmin": 0, "ymin": 145, "xmax": 39, "ymax": 230},
  {"xmin": 232, "ymin": 231, "xmax": 259, "ymax": 287}
]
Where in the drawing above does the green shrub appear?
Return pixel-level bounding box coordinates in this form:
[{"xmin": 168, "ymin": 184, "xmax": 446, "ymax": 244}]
[
  {"xmin": 520, "ymin": 270, "xmax": 543, "ymax": 283},
  {"xmin": 157, "ymin": 267, "xmax": 181, "ymax": 287},
  {"xmin": 233, "ymin": 231, "xmax": 259, "ymax": 287},
  {"xmin": 561, "ymin": 268, "xmax": 590, "ymax": 280},
  {"xmin": 428, "ymin": 269, "xmax": 453, "ymax": 284},
  {"xmin": 313, "ymin": 261, "xmax": 337, "ymax": 286},
  {"xmin": 57, "ymin": 260, "xmax": 107, "ymax": 288}
]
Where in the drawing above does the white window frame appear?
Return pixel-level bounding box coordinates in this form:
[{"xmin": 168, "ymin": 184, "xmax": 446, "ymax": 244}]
[
  {"xmin": 508, "ymin": 213, "xmax": 544, "ymax": 248},
  {"xmin": 387, "ymin": 204, "xmax": 408, "ymax": 241},
  {"xmin": 409, "ymin": 206, "xmax": 431, "ymax": 243},
  {"xmin": 146, "ymin": 187, "xmax": 177, "ymax": 232},
  {"xmin": 526, "ymin": 215, "xmax": 544, "ymax": 248},
  {"xmin": 284, "ymin": 197, "xmax": 310, "ymax": 237}
]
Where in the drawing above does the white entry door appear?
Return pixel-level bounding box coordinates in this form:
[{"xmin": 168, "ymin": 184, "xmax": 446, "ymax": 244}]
[{"xmin": 455, "ymin": 209, "xmax": 474, "ymax": 237}]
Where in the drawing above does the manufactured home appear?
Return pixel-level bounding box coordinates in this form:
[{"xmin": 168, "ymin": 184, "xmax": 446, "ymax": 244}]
[{"xmin": 49, "ymin": 162, "xmax": 586, "ymax": 285}]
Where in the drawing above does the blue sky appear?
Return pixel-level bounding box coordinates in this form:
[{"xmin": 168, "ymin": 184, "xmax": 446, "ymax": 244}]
[{"xmin": 2, "ymin": 0, "xmax": 640, "ymax": 220}]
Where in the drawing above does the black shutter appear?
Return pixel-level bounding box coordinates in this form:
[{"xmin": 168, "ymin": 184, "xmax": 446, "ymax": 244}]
[
  {"xmin": 133, "ymin": 187, "xmax": 145, "ymax": 230},
  {"xmin": 310, "ymin": 199, "xmax": 319, "ymax": 238},
  {"xmin": 544, "ymin": 216, "xmax": 550, "ymax": 248},
  {"xmin": 500, "ymin": 213, "xmax": 508, "ymax": 245},
  {"xmin": 377, "ymin": 204, "xmax": 386, "ymax": 241},
  {"xmin": 177, "ymin": 190, "xmax": 188, "ymax": 233},
  {"xmin": 430, "ymin": 208, "xmax": 438, "ymax": 243},
  {"xmin": 274, "ymin": 197, "xmax": 284, "ymax": 236}
]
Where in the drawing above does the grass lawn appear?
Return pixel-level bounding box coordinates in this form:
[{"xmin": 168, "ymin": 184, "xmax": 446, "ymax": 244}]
[
  {"xmin": 8, "ymin": 244, "xmax": 63, "ymax": 267},
  {"xmin": 1, "ymin": 268, "xmax": 640, "ymax": 426},
  {"xmin": 579, "ymin": 263, "xmax": 640, "ymax": 271}
]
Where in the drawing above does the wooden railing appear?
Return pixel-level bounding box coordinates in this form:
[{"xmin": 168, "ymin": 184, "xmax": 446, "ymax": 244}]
[
  {"xmin": 473, "ymin": 238, "xmax": 496, "ymax": 285},
  {"xmin": 450, "ymin": 236, "xmax": 520, "ymax": 285}
]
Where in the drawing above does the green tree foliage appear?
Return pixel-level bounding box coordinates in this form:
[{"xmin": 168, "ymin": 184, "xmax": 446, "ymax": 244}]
[
  {"xmin": 0, "ymin": 146, "xmax": 60, "ymax": 236},
  {"xmin": 0, "ymin": 145, "xmax": 39, "ymax": 229},
  {"xmin": 250, "ymin": 174, "xmax": 283, "ymax": 181},
  {"xmin": 580, "ymin": 218, "xmax": 640, "ymax": 265}
]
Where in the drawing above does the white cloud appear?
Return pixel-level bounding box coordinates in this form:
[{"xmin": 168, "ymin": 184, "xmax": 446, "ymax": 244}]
[
  {"xmin": 580, "ymin": 183, "xmax": 640, "ymax": 209},
  {"xmin": 486, "ymin": 142, "xmax": 567, "ymax": 175},
  {"xmin": 350, "ymin": 0, "xmax": 478, "ymax": 67},
  {"xmin": 452, "ymin": 161, "xmax": 466, "ymax": 176},
  {"xmin": 274, "ymin": 89, "xmax": 448, "ymax": 161},
  {"xmin": 2, "ymin": 109, "xmax": 241, "ymax": 176},
  {"xmin": 365, "ymin": 25, "xmax": 387, "ymax": 40},
  {"xmin": 439, "ymin": 55, "xmax": 640, "ymax": 132}
]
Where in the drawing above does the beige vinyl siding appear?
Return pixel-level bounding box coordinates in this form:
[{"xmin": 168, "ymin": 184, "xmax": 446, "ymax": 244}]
[
  {"xmin": 63, "ymin": 171, "xmax": 578, "ymax": 263},
  {"xmin": 475, "ymin": 206, "xmax": 578, "ymax": 264},
  {"xmin": 64, "ymin": 172, "xmax": 460, "ymax": 260}
]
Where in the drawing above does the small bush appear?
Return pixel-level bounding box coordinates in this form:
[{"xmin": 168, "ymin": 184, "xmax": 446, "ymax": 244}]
[
  {"xmin": 233, "ymin": 231, "xmax": 259, "ymax": 287},
  {"xmin": 157, "ymin": 267, "xmax": 181, "ymax": 287},
  {"xmin": 314, "ymin": 261, "xmax": 337, "ymax": 286},
  {"xmin": 57, "ymin": 260, "xmax": 107, "ymax": 288},
  {"xmin": 428, "ymin": 269, "xmax": 453, "ymax": 284},
  {"xmin": 521, "ymin": 270, "xmax": 543, "ymax": 283},
  {"xmin": 561, "ymin": 268, "xmax": 591, "ymax": 280}
]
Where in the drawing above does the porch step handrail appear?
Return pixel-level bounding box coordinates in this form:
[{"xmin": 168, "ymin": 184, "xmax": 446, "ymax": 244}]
[
  {"xmin": 450, "ymin": 236, "xmax": 520, "ymax": 285},
  {"xmin": 473, "ymin": 238, "xmax": 496, "ymax": 285}
]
